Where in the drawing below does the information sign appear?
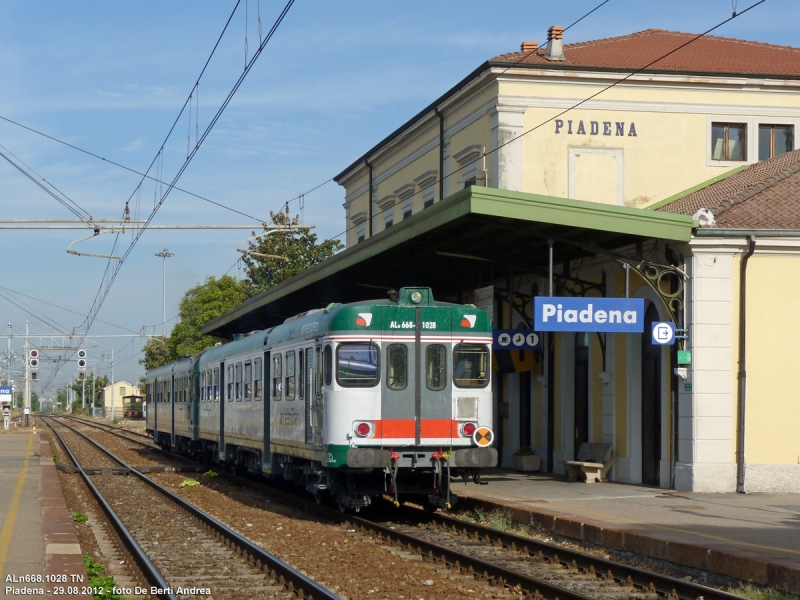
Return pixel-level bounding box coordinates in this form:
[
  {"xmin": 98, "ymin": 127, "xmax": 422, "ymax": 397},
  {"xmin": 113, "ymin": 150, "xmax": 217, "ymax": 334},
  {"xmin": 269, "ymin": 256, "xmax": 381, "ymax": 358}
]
[
  {"xmin": 651, "ymin": 322, "xmax": 676, "ymax": 345},
  {"xmin": 492, "ymin": 330, "xmax": 540, "ymax": 350},
  {"xmin": 534, "ymin": 297, "xmax": 644, "ymax": 333}
]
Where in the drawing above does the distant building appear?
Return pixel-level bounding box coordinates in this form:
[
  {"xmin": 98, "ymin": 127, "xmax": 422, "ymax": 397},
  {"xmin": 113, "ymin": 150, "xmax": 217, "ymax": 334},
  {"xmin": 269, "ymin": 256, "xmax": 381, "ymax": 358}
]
[{"xmin": 102, "ymin": 380, "xmax": 138, "ymax": 417}]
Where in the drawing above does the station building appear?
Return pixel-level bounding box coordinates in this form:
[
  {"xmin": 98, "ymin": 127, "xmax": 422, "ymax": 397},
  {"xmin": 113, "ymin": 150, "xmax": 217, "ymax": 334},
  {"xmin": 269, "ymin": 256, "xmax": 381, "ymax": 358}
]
[{"xmin": 205, "ymin": 28, "xmax": 800, "ymax": 492}]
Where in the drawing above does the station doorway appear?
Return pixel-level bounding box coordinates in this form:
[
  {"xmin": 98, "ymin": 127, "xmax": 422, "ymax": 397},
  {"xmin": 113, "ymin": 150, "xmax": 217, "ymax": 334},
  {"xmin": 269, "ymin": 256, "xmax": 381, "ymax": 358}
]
[{"xmin": 641, "ymin": 302, "xmax": 662, "ymax": 485}]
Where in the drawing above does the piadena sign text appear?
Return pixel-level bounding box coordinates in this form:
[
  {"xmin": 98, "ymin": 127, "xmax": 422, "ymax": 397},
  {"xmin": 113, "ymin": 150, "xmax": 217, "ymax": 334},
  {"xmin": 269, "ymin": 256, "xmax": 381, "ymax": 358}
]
[{"xmin": 555, "ymin": 119, "xmax": 637, "ymax": 137}]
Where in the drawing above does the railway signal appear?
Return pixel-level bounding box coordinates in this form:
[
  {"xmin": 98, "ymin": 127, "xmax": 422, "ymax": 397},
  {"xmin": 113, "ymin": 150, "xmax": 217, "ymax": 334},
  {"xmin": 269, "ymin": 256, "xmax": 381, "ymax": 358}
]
[
  {"xmin": 29, "ymin": 349, "xmax": 39, "ymax": 380},
  {"xmin": 77, "ymin": 349, "xmax": 87, "ymax": 371}
]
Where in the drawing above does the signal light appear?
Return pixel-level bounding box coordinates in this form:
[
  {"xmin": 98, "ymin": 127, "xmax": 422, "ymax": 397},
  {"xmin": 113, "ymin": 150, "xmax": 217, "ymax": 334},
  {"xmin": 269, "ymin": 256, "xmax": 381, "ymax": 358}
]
[
  {"xmin": 77, "ymin": 359, "xmax": 87, "ymax": 370},
  {"xmin": 29, "ymin": 358, "xmax": 40, "ymax": 369},
  {"xmin": 355, "ymin": 422, "xmax": 371, "ymax": 437},
  {"xmin": 462, "ymin": 422, "xmax": 477, "ymax": 437},
  {"xmin": 29, "ymin": 349, "xmax": 39, "ymax": 359},
  {"xmin": 31, "ymin": 372, "xmax": 38, "ymax": 381},
  {"xmin": 77, "ymin": 349, "xmax": 87, "ymax": 359}
]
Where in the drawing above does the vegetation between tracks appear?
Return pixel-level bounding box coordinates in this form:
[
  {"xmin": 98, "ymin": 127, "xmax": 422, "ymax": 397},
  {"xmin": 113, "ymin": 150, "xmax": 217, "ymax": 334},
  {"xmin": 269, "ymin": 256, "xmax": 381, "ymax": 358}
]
[
  {"xmin": 83, "ymin": 555, "xmax": 134, "ymax": 600},
  {"xmin": 731, "ymin": 583, "xmax": 796, "ymax": 600}
]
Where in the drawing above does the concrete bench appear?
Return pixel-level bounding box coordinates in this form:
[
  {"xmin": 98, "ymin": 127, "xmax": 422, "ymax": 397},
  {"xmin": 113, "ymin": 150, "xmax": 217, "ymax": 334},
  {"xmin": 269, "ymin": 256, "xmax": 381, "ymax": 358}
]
[{"xmin": 564, "ymin": 443, "xmax": 613, "ymax": 483}]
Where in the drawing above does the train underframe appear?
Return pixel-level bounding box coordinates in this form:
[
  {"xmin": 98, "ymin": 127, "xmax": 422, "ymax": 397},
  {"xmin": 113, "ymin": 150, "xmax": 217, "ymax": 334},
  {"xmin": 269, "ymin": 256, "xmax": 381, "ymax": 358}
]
[{"xmin": 161, "ymin": 433, "xmax": 489, "ymax": 512}]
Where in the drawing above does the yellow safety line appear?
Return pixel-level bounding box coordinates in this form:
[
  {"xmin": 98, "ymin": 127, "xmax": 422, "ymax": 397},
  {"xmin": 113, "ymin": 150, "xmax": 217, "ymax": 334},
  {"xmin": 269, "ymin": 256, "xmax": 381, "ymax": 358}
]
[
  {"xmin": 577, "ymin": 506, "xmax": 800, "ymax": 557},
  {"xmin": 0, "ymin": 434, "xmax": 35, "ymax": 576}
]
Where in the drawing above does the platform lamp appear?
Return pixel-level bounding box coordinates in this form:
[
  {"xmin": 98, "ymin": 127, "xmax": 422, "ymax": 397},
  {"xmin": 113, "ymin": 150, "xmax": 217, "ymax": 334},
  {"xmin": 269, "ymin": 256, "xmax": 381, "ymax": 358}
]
[{"xmin": 155, "ymin": 249, "xmax": 174, "ymax": 338}]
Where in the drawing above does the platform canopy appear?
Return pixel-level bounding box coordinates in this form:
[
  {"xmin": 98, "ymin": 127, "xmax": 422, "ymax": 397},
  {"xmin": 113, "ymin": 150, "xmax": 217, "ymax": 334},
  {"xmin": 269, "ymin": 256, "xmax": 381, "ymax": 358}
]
[{"xmin": 203, "ymin": 186, "xmax": 694, "ymax": 338}]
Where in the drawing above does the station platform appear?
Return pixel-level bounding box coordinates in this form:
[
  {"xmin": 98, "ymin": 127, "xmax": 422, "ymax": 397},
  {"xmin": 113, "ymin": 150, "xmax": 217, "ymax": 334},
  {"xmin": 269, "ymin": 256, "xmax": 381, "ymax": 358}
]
[
  {"xmin": 459, "ymin": 470, "xmax": 800, "ymax": 593},
  {"xmin": 0, "ymin": 429, "xmax": 88, "ymax": 599}
]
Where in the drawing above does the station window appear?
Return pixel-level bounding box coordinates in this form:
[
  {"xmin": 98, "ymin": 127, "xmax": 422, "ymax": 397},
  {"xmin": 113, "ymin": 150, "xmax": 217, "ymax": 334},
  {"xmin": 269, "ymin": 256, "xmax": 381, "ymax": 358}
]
[
  {"xmin": 285, "ymin": 351, "xmax": 296, "ymax": 400},
  {"xmin": 244, "ymin": 360, "xmax": 252, "ymax": 401},
  {"xmin": 227, "ymin": 364, "xmax": 234, "ymax": 401},
  {"xmin": 336, "ymin": 342, "xmax": 379, "ymax": 387},
  {"xmin": 759, "ymin": 124, "xmax": 793, "ymax": 160},
  {"xmin": 272, "ymin": 354, "xmax": 282, "ymax": 400},
  {"xmin": 324, "ymin": 345, "xmax": 333, "ymax": 386},
  {"xmin": 235, "ymin": 362, "xmax": 243, "ymax": 401},
  {"xmin": 426, "ymin": 344, "xmax": 446, "ymax": 391},
  {"xmin": 711, "ymin": 123, "xmax": 747, "ymax": 161},
  {"xmin": 213, "ymin": 367, "xmax": 219, "ymax": 402},
  {"xmin": 254, "ymin": 358, "xmax": 262, "ymax": 400},
  {"xmin": 453, "ymin": 343, "xmax": 490, "ymax": 388},
  {"xmin": 386, "ymin": 344, "xmax": 408, "ymax": 390}
]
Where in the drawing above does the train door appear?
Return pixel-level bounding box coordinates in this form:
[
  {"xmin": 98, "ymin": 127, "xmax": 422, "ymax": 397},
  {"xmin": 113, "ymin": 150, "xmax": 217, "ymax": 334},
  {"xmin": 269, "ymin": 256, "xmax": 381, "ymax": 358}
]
[
  {"xmin": 304, "ymin": 347, "xmax": 315, "ymax": 445},
  {"xmin": 170, "ymin": 374, "xmax": 176, "ymax": 447},
  {"xmin": 381, "ymin": 305, "xmax": 417, "ymax": 442},
  {"xmin": 263, "ymin": 351, "xmax": 272, "ymax": 473},
  {"xmin": 419, "ymin": 306, "xmax": 452, "ymax": 443},
  {"xmin": 313, "ymin": 345, "xmax": 324, "ymax": 445},
  {"xmin": 219, "ymin": 361, "xmax": 226, "ymax": 461}
]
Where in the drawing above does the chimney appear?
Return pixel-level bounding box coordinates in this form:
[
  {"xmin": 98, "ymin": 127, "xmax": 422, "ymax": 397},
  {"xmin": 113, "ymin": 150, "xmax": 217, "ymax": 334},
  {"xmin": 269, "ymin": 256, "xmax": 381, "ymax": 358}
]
[
  {"xmin": 520, "ymin": 40, "xmax": 538, "ymax": 53},
  {"xmin": 545, "ymin": 25, "xmax": 566, "ymax": 61}
]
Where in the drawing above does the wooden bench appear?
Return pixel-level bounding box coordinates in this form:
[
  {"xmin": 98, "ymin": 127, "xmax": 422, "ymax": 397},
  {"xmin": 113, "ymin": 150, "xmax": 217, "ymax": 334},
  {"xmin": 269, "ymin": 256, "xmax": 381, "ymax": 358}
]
[{"xmin": 564, "ymin": 443, "xmax": 613, "ymax": 483}]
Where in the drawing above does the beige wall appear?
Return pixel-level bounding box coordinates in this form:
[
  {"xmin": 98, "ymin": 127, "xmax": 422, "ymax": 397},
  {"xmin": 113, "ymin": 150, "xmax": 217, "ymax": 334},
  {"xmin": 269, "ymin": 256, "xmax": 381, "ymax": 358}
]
[{"xmin": 103, "ymin": 380, "xmax": 136, "ymax": 411}]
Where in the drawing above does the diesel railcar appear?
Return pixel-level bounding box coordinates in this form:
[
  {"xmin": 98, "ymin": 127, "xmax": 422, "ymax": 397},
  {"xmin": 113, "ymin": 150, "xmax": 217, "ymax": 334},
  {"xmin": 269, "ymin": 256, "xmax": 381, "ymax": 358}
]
[{"xmin": 145, "ymin": 287, "xmax": 497, "ymax": 511}]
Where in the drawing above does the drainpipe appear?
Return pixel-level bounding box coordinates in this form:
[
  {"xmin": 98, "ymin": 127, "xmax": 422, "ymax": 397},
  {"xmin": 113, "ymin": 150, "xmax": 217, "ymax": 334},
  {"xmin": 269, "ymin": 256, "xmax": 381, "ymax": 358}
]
[
  {"xmin": 736, "ymin": 235, "xmax": 756, "ymax": 493},
  {"xmin": 434, "ymin": 108, "xmax": 445, "ymax": 201},
  {"xmin": 365, "ymin": 159, "xmax": 373, "ymax": 238}
]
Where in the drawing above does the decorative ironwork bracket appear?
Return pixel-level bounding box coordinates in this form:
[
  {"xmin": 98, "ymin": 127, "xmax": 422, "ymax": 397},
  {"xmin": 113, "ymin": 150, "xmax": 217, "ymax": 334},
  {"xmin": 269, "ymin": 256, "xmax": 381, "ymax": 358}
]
[{"xmin": 615, "ymin": 257, "xmax": 687, "ymax": 326}]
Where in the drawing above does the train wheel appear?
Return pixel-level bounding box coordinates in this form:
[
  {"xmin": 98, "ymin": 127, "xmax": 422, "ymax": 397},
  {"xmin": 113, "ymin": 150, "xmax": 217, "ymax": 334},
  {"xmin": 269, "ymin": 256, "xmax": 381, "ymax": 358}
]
[{"xmin": 315, "ymin": 490, "xmax": 325, "ymax": 505}]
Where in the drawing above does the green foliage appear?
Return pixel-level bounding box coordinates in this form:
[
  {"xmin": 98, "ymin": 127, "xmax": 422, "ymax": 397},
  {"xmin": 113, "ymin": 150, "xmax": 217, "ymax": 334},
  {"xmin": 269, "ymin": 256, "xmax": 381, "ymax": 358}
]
[
  {"xmin": 53, "ymin": 453, "xmax": 59, "ymax": 463},
  {"xmin": 467, "ymin": 507, "xmax": 514, "ymax": 532},
  {"xmin": 202, "ymin": 470, "xmax": 219, "ymax": 478},
  {"xmin": 83, "ymin": 555, "xmax": 104, "ymax": 576},
  {"xmin": 72, "ymin": 512, "xmax": 87, "ymax": 523},
  {"xmin": 514, "ymin": 447, "xmax": 536, "ymax": 456},
  {"xmin": 241, "ymin": 211, "xmax": 343, "ymax": 296},
  {"xmin": 179, "ymin": 478, "xmax": 200, "ymax": 488},
  {"xmin": 69, "ymin": 373, "xmax": 109, "ymax": 409},
  {"xmin": 730, "ymin": 584, "xmax": 794, "ymax": 600},
  {"xmin": 112, "ymin": 418, "xmax": 119, "ymax": 425}
]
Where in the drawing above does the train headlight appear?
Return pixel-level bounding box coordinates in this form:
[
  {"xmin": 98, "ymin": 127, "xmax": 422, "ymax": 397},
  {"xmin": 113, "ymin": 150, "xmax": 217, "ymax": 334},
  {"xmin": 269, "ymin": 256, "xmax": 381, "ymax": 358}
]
[
  {"xmin": 355, "ymin": 422, "xmax": 372, "ymax": 437},
  {"xmin": 461, "ymin": 422, "xmax": 477, "ymax": 437}
]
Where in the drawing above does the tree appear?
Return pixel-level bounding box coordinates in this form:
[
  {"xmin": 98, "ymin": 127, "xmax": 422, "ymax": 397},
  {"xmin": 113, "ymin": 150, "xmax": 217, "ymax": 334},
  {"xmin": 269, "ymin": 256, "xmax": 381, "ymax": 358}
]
[
  {"xmin": 140, "ymin": 275, "xmax": 248, "ymax": 370},
  {"xmin": 69, "ymin": 373, "xmax": 109, "ymax": 408},
  {"xmin": 241, "ymin": 211, "xmax": 343, "ymax": 296}
]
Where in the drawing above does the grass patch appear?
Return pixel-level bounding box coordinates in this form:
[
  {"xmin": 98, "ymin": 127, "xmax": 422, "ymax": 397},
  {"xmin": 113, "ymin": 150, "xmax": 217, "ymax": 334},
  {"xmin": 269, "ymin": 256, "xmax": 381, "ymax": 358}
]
[
  {"xmin": 179, "ymin": 478, "xmax": 200, "ymax": 488},
  {"xmin": 82, "ymin": 555, "xmax": 134, "ymax": 600},
  {"xmin": 730, "ymin": 584, "xmax": 796, "ymax": 600},
  {"xmin": 464, "ymin": 507, "xmax": 514, "ymax": 531},
  {"xmin": 202, "ymin": 470, "xmax": 219, "ymax": 478},
  {"xmin": 72, "ymin": 512, "xmax": 88, "ymax": 523},
  {"xmin": 52, "ymin": 453, "xmax": 59, "ymax": 463}
]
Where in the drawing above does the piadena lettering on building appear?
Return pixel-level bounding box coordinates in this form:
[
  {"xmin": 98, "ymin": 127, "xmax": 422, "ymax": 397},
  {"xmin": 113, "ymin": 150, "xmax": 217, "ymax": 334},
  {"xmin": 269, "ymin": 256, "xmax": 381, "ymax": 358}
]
[{"xmin": 554, "ymin": 119, "xmax": 637, "ymax": 137}]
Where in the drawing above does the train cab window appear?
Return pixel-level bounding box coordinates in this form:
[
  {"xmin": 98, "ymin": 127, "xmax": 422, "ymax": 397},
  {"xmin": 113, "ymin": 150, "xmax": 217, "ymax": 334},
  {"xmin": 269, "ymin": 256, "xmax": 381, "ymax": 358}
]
[
  {"xmin": 272, "ymin": 354, "xmax": 282, "ymax": 400},
  {"xmin": 213, "ymin": 367, "xmax": 220, "ymax": 402},
  {"xmin": 227, "ymin": 365, "xmax": 234, "ymax": 401},
  {"xmin": 324, "ymin": 345, "xmax": 333, "ymax": 386},
  {"xmin": 386, "ymin": 344, "xmax": 408, "ymax": 390},
  {"xmin": 425, "ymin": 344, "xmax": 446, "ymax": 391},
  {"xmin": 314, "ymin": 346, "xmax": 323, "ymax": 398},
  {"xmin": 285, "ymin": 351, "xmax": 296, "ymax": 400},
  {"xmin": 453, "ymin": 343, "xmax": 490, "ymax": 388},
  {"xmin": 244, "ymin": 360, "xmax": 252, "ymax": 401},
  {"xmin": 336, "ymin": 342, "xmax": 379, "ymax": 387},
  {"xmin": 254, "ymin": 358, "xmax": 262, "ymax": 400},
  {"xmin": 235, "ymin": 362, "xmax": 243, "ymax": 401}
]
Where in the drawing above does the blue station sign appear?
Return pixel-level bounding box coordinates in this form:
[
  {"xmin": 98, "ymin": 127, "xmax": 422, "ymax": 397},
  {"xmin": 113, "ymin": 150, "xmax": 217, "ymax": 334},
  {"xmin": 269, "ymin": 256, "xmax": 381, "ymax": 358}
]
[
  {"xmin": 493, "ymin": 330, "xmax": 541, "ymax": 350},
  {"xmin": 534, "ymin": 297, "xmax": 645, "ymax": 333}
]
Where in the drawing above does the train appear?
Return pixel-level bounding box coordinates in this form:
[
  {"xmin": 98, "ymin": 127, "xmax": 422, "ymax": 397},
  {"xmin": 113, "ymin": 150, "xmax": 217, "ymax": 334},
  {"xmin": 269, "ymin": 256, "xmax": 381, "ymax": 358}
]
[{"xmin": 145, "ymin": 287, "xmax": 497, "ymax": 511}]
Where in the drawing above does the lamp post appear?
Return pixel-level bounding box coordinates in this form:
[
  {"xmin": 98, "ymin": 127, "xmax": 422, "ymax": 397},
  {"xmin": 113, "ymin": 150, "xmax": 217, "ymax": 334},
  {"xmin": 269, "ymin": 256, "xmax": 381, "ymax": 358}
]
[{"xmin": 155, "ymin": 248, "xmax": 174, "ymax": 337}]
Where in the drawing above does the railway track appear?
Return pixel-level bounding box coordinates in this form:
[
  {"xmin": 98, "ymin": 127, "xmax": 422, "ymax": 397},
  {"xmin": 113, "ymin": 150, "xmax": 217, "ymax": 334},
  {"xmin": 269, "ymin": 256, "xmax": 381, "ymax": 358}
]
[
  {"xmin": 44, "ymin": 416, "xmax": 337, "ymax": 600},
  {"xmin": 59, "ymin": 417, "xmax": 747, "ymax": 600}
]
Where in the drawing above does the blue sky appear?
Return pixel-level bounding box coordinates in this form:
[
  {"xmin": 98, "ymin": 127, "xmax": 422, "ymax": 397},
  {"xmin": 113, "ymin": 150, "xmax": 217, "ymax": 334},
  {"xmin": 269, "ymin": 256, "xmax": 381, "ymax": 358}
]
[{"xmin": 0, "ymin": 0, "xmax": 796, "ymax": 393}]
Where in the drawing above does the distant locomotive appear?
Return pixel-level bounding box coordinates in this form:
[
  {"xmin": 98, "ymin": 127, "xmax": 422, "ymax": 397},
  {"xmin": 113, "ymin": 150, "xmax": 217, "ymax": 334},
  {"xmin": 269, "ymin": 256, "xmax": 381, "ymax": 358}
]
[{"xmin": 145, "ymin": 287, "xmax": 497, "ymax": 511}]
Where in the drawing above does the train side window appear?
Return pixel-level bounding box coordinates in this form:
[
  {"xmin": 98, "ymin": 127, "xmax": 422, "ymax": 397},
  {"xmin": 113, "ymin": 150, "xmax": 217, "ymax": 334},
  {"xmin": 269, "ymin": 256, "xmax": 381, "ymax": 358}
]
[
  {"xmin": 315, "ymin": 346, "xmax": 323, "ymax": 398},
  {"xmin": 235, "ymin": 362, "xmax": 243, "ymax": 401},
  {"xmin": 206, "ymin": 369, "xmax": 212, "ymax": 402},
  {"xmin": 254, "ymin": 358, "xmax": 262, "ymax": 401},
  {"xmin": 453, "ymin": 343, "xmax": 490, "ymax": 388},
  {"xmin": 227, "ymin": 365, "xmax": 234, "ymax": 401},
  {"xmin": 285, "ymin": 351, "xmax": 296, "ymax": 400},
  {"xmin": 425, "ymin": 344, "xmax": 446, "ymax": 391},
  {"xmin": 298, "ymin": 350, "xmax": 305, "ymax": 400},
  {"xmin": 200, "ymin": 372, "xmax": 205, "ymax": 402},
  {"xmin": 184, "ymin": 375, "xmax": 189, "ymax": 402},
  {"xmin": 213, "ymin": 367, "xmax": 220, "ymax": 402},
  {"xmin": 272, "ymin": 354, "xmax": 282, "ymax": 400},
  {"xmin": 386, "ymin": 344, "xmax": 408, "ymax": 390},
  {"xmin": 244, "ymin": 360, "xmax": 252, "ymax": 401},
  {"xmin": 324, "ymin": 345, "xmax": 332, "ymax": 386},
  {"xmin": 336, "ymin": 342, "xmax": 379, "ymax": 387}
]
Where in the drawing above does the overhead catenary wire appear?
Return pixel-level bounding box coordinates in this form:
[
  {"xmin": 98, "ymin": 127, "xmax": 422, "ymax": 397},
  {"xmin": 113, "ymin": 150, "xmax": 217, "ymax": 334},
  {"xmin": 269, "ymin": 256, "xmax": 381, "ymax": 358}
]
[{"xmin": 327, "ymin": 0, "xmax": 768, "ymax": 244}]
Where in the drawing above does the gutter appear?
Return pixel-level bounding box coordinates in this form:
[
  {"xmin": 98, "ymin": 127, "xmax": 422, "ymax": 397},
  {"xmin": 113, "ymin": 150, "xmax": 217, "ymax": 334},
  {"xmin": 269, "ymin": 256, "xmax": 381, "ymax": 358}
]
[
  {"xmin": 434, "ymin": 108, "xmax": 445, "ymax": 201},
  {"xmin": 736, "ymin": 235, "xmax": 756, "ymax": 494},
  {"xmin": 694, "ymin": 229, "xmax": 800, "ymax": 237}
]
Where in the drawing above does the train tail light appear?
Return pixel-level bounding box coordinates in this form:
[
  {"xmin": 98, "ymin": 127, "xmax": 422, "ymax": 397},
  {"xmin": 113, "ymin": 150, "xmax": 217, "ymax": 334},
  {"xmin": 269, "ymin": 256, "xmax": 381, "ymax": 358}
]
[
  {"xmin": 461, "ymin": 422, "xmax": 477, "ymax": 437},
  {"xmin": 355, "ymin": 421, "xmax": 373, "ymax": 437}
]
